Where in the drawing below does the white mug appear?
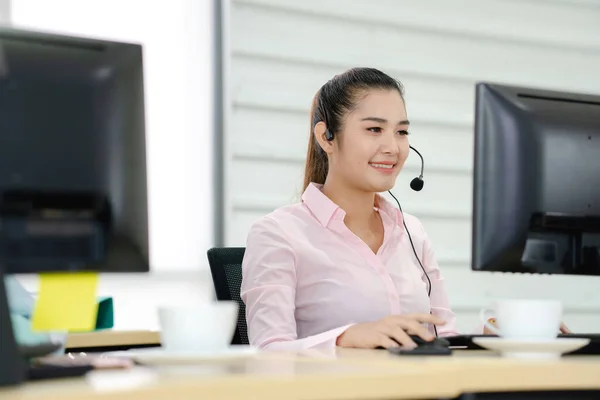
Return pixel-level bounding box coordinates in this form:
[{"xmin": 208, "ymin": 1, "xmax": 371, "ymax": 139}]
[
  {"xmin": 480, "ymin": 299, "xmax": 562, "ymax": 340},
  {"xmin": 158, "ymin": 300, "xmax": 239, "ymax": 352}
]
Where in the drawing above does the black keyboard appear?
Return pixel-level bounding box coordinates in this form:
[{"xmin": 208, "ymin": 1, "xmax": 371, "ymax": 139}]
[{"xmin": 446, "ymin": 334, "xmax": 600, "ymax": 355}]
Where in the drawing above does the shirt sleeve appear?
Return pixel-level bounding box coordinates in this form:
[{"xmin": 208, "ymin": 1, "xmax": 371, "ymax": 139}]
[
  {"xmin": 240, "ymin": 216, "xmax": 353, "ymax": 350},
  {"xmin": 416, "ymin": 220, "xmax": 461, "ymax": 337}
]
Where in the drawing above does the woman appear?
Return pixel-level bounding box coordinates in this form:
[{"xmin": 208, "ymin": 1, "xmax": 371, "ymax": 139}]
[{"xmin": 240, "ymin": 67, "xmax": 457, "ymax": 351}]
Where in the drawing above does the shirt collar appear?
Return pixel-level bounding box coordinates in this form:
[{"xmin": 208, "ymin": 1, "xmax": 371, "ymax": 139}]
[{"xmin": 301, "ymin": 182, "xmax": 404, "ymax": 228}]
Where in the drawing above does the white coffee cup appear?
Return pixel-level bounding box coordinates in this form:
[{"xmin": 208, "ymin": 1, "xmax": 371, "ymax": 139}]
[
  {"xmin": 158, "ymin": 300, "xmax": 239, "ymax": 352},
  {"xmin": 480, "ymin": 299, "xmax": 562, "ymax": 340}
]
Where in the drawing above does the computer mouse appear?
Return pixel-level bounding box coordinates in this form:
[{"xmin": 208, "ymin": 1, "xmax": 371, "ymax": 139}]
[
  {"xmin": 386, "ymin": 335, "xmax": 452, "ymax": 356},
  {"xmin": 375, "ymin": 335, "xmax": 450, "ymax": 350},
  {"xmin": 409, "ymin": 335, "xmax": 450, "ymax": 348}
]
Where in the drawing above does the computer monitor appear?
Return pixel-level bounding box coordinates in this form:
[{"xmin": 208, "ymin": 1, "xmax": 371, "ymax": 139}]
[
  {"xmin": 0, "ymin": 26, "xmax": 149, "ymax": 274},
  {"xmin": 472, "ymin": 82, "xmax": 600, "ymax": 275},
  {"xmin": 0, "ymin": 27, "xmax": 148, "ymax": 386}
]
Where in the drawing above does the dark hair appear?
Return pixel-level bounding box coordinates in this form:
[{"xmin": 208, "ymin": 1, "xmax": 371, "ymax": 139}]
[{"xmin": 302, "ymin": 67, "xmax": 405, "ymax": 191}]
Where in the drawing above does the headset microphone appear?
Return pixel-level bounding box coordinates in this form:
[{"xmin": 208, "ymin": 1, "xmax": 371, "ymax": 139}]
[{"xmin": 409, "ymin": 145, "xmax": 425, "ymax": 192}]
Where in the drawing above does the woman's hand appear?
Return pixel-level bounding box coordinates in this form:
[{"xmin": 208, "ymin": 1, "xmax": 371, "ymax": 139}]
[
  {"xmin": 335, "ymin": 314, "xmax": 446, "ymax": 349},
  {"xmin": 483, "ymin": 318, "xmax": 572, "ymax": 335},
  {"xmin": 483, "ymin": 318, "xmax": 497, "ymax": 335},
  {"xmin": 559, "ymin": 322, "xmax": 572, "ymax": 334}
]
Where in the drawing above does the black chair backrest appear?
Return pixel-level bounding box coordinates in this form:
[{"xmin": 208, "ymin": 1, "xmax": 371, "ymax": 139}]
[{"xmin": 206, "ymin": 247, "xmax": 248, "ymax": 345}]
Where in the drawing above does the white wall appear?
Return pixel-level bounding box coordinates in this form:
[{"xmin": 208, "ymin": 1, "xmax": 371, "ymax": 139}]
[
  {"xmin": 7, "ymin": 0, "xmax": 218, "ymax": 329},
  {"xmin": 0, "ymin": 0, "xmax": 9, "ymax": 23},
  {"xmin": 225, "ymin": 0, "xmax": 600, "ymax": 333}
]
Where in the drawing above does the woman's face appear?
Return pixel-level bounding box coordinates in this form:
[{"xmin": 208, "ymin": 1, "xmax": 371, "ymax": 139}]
[{"xmin": 321, "ymin": 89, "xmax": 410, "ymax": 193}]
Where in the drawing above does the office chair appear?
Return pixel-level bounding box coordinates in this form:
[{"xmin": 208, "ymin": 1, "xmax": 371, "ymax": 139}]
[{"xmin": 206, "ymin": 247, "xmax": 248, "ymax": 345}]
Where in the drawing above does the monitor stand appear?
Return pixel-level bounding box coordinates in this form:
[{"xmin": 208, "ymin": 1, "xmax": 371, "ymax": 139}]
[{"xmin": 0, "ymin": 265, "xmax": 26, "ymax": 386}]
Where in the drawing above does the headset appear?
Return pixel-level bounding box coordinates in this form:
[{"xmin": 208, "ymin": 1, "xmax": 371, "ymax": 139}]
[{"xmin": 324, "ymin": 125, "xmax": 437, "ymax": 337}]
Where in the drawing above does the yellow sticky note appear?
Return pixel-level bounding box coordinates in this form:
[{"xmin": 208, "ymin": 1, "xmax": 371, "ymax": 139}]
[{"xmin": 31, "ymin": 272, "xmax": 99, "ymax": 333}]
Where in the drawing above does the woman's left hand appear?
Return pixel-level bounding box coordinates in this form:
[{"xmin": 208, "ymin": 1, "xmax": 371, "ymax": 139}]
[{"xmin": 559, "ymin": 322, "xmax": 572, "ymax": 334}]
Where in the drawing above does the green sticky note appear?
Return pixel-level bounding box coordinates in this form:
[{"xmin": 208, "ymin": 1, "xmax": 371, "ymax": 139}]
[{"xmin": 31, "ymin": 272, "xmax": 99, "ymax": 333}]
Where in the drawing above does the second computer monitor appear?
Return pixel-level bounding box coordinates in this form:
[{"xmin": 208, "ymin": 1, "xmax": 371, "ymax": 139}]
[{"xmin": 472, "ymin": 82, "xmax": 600, "ymax": 276}]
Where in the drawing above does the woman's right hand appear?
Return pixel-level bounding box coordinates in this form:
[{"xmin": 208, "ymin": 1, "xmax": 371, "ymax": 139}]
[{"xmin": 335, "ymin": 314, "xmax": 446, "ymax": 349}]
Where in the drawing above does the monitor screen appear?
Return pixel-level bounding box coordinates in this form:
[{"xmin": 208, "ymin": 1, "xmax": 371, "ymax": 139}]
[
  {"xmin": 472, "ymin": 83, "xmax": 600, "ymax": 276},
  {"xmin": 0, "ymin": 27, "xmax": 148, "ymax": 273}
]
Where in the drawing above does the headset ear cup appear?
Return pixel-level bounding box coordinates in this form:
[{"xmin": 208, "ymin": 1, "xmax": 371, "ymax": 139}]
[{"xmin": 325, "ymin": 129, "xmax": 334, "ymax": 141}]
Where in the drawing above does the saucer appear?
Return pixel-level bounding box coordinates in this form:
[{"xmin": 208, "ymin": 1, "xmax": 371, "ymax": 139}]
[
  {"xmin": 105, "ymin": 346, "xmax": 259, "ymax": 365},
  {"xmin": 473, "ymin": 337, "xmax": 590, "ymax": 359}
]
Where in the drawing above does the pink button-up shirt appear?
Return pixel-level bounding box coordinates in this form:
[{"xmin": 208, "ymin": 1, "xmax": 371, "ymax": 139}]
[{"xmin": 241, "ymin": 183, "xmax": 459, "ymax": 350}]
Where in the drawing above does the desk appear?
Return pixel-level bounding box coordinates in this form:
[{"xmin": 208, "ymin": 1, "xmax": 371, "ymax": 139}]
[
  {"xmin": 1, "ymin": 349, "xmax": 600, "ymax": 400},
  {"xmin": 65, "ymin": 331, "xmax": 160, "ymax": 352}
]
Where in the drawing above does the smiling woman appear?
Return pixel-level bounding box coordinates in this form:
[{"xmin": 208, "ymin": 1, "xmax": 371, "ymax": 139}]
[{"xmin": 240, "ymin": 67, "xmax": 462, "ymax": 352}]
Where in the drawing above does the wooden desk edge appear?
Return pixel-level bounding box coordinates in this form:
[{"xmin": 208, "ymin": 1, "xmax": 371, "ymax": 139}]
[
  {"xmin": 0, "ymin": 359, "xmax": 463, "ymax": 400},
  {"xmin": 2, "ymin": 350, "xmax": 600, "ymax": 400}
]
